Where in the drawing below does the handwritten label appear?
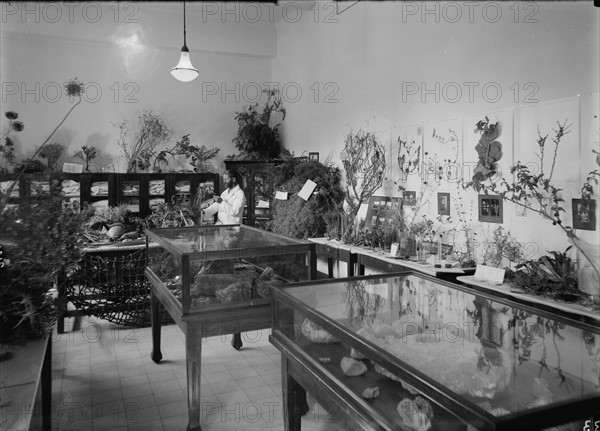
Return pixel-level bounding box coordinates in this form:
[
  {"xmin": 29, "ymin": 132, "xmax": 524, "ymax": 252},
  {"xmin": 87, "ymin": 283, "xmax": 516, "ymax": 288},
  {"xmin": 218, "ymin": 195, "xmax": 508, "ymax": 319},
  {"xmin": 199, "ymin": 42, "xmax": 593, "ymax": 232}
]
[{"xmin": 474, "ymin": 264, "xmax": 506, "ymax": 285}]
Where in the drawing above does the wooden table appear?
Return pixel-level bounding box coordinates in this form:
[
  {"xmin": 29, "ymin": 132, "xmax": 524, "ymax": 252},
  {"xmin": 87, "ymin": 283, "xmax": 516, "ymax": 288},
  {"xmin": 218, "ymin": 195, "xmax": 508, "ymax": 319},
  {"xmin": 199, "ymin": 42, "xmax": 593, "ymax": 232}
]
[
  {"xmin": 145, "ymin": 225, "xmax": 317, "ymax": 431},
  {"xmin": 0, "ymin": 335, "xmax": 51, "ymax": 431},
  {"xmin": 307, "ymin": 238, "xmax": 472, "ymax": 282},
  {"xmin": 308, "ymin": 238, "xmax": 359, "ymax": 278}
]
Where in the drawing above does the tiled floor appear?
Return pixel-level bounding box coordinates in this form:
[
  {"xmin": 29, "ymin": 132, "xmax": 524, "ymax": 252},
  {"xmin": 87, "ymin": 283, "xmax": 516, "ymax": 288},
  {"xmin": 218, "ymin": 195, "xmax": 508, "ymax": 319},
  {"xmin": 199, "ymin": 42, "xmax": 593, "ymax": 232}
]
[{"xmin": 51, "ymin": 316, "xmax": 340, "ymax": 431}]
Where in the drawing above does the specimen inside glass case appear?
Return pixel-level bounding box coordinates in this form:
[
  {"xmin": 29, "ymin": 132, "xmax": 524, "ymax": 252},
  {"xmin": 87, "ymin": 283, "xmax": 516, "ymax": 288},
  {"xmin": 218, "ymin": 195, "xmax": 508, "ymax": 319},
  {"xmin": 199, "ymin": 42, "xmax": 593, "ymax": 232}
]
[{"xmin": 279, "ymin": 274, "xmax": 600, "ymax": 429}]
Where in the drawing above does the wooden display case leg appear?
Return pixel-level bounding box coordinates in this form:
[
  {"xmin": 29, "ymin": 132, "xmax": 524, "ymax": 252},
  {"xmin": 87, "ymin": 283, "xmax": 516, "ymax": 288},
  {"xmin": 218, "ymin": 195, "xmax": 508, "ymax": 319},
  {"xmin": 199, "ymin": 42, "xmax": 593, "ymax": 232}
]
[
  {"xmin": 186, "ymin": 323, "xmax": 203, "ymax": 431},
  {"xmin": 42, "ymin": 335, "xmax": 52, "ymax": 431},
  {"xmin": 281, "ymin": 357, "xmax": 305, "ymax": 431},
  {"xmin": 150, "ymin": 292, "xmax": 163, "ymax": 364},
  {"xmin": 231, "ymin": 332, "xmax": 243, "ymax": 350}
]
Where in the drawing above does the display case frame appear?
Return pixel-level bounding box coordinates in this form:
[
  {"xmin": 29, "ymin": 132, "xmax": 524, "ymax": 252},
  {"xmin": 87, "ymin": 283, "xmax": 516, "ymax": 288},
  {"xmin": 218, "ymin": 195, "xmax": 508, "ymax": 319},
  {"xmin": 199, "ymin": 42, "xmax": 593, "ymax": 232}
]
[
  {"xmin": 270, "ymin": 272, "xmax": 600, "ymax": 431},
  {"xmin": 144, "ymin": 224, "xmax": 317, "ymax": 431}
]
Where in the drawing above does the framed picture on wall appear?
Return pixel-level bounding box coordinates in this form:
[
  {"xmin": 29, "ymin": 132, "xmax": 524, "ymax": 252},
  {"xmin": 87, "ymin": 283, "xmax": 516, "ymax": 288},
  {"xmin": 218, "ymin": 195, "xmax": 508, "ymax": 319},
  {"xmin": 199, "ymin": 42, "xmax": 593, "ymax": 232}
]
[
  {"xmin": 403, "ymin": 190, "xmax": 417, "ymax": 207},
  {"xmin": 309, "ymin": 152, "xmax": 319, "ymax": 162},
  {"xmin": 478, "ymin": 194, "xmax": 503, "ymax": 223},
  {"xmin": 437, "ymin": 192, "xmax": 450, "ymax": 216},
  {"xmin": 364, "ymin": 195, "xmax": 402, "ymax": 229},
  {"xmin": 572, "ymin": 199, "xmax": 596, "ymax": 231}
]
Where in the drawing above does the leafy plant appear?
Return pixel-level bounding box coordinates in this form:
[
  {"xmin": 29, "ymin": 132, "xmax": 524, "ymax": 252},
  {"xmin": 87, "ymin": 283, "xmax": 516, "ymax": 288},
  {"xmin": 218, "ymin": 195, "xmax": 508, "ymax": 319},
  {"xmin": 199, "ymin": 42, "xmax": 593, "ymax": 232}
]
[
  {"xmin": 231, "ymin": 89, "xmax": 286, "ymax": 160},
  {"xmin": 74, "ymin": 145, "xmax": 98, "ymax": 172},
  {"xmin": 38, "ymin": 142, "xmax": 66, "ymax": 172},
  {"xmin": 481, "ymin": 226, "xmax": 526, "ymax": 268},
  {"xmin": 151, "ymin": 134, "xmax": 219, "ymax": 173},
  {"xmin": 0, "ymin": 181, "xmax": 84, "ymax": 342},
  {"xmin": 508, "ymin": 247, "xmax": 580, "ymax": 301},
  {"xmin": 115, "ymin": 110, "xmax": 173, "ymax": 173},
  {"xmin": 341, "ymin": 129, "xmax": 386, "ymax": 241},
  {"xmin": 271, "ymin": 159, "xmax": 344, "ymax": 239}
]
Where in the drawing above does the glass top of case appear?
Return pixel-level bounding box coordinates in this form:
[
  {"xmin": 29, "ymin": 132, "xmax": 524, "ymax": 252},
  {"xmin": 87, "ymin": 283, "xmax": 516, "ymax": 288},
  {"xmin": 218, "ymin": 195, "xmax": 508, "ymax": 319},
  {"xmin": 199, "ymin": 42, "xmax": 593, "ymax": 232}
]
[
  {"xmin": 280, "ymin": 273, "xmax": 600, "ymax": 416},
  {"xmin": 147, "ymin": 225, "xmax": 307, "ymax": 255}
]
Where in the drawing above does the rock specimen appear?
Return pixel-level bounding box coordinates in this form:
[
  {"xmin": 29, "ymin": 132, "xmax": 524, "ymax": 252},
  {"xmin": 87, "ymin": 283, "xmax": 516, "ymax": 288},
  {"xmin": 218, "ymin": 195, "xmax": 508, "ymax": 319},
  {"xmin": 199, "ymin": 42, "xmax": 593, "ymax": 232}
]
[
  {"xmin": 351, "ymin": 347, "xmax": 366, "ymax": 360},
  {"xmin": 301, "ymin": 318, "xmax": 340, "ymax": 344},
  {"xmin": 192, "ymin": 274, "xmax": 253, "ymax": 296},
  {"xmin": 191, "ymin": 296, "xmax": 218, "ymax": 309},
  {"xmin": 361, "ymin": 386, "xmax": 380, "ymax": 399},
  {"xmin": 215, "ymin": 279, "xmax": 252, "ymax": 303},
  {"xmin": 476, "ymin": 401, "xmax": 511, "ymax": 417},
  {"xmin": 357, "ymin": 328, "xmax": 510, "ymax": 399},
  {"xmin": 397, "ymin": 396, "xmax": 433, "ymax": 431},
  {"xmin": 340, "ymin": 357, "xmax": 367, "ymax": 377}
]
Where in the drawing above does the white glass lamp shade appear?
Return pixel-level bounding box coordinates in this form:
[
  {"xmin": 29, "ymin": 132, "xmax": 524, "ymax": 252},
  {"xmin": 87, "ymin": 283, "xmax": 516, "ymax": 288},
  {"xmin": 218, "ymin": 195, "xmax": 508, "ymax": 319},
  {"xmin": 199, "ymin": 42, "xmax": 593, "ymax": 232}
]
[{"xmin": 171, "ymin": 48, "xmax": 199, "ymax": 82}]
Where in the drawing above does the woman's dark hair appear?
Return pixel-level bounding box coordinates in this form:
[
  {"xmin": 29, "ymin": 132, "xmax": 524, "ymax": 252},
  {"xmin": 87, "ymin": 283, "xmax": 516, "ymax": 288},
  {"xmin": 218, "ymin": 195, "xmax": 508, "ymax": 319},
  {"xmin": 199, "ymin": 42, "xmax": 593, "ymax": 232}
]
[{"xmin": 226, "ymin": 169, "xmax": 243, "ymax": 188}]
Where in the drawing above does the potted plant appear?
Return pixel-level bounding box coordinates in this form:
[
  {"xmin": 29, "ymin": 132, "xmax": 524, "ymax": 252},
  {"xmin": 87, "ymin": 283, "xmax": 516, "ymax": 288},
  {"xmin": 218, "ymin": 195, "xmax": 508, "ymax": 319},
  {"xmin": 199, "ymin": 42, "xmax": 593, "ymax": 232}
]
[{"xmin": 229, "ymin": 89, "xmax": 286, "ymax": 160}]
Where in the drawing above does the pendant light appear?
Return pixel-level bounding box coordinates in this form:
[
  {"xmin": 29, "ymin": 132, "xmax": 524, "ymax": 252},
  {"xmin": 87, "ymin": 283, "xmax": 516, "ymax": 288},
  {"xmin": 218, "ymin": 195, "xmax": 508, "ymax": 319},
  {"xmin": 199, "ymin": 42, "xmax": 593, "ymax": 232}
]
[{"xmin": 171, "ymin": 0, "xmax": 198, "ymax": 82}]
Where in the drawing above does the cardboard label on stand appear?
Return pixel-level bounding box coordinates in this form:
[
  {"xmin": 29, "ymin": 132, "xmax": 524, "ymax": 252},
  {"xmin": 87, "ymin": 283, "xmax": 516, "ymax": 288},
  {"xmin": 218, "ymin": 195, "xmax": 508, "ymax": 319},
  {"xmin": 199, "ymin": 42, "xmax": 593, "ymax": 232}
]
[
  {"xmin": 298, "ymin": 180, "xmax": 317, "ymax": 201},
  {"xmin": 473, "ymin": 264, "xmax": 506, "ymax": 285}
]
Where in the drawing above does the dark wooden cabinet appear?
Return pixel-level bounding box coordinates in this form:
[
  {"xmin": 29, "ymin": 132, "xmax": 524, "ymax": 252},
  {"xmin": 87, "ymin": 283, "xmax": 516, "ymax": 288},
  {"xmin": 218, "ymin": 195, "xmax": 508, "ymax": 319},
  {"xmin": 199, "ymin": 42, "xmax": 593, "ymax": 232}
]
[
  {"xmin": 1, "ymin": 172, "xmax": 219, "ymax": 218},
  {"xmin": 224, "ymin": 159, "xmax": 283, "ymax": 229}
]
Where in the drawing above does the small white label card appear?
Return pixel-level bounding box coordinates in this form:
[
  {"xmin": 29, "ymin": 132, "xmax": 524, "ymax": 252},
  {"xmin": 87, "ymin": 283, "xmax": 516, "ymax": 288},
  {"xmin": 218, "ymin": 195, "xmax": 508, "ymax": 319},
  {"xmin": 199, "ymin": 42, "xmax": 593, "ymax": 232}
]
[
  {"xmin": 390, "ymin": 242, "xmax": 400, "ymax": 258},
  {"xmin": 473, "ymin": 264, "xmax": 506, "ymax": 285},
  {"xmin": 298, "ymin": 179, "xmax": 317, "ymax": 201},
  {"xmin": 275, "ymin": 191, "xmax": 288, "ymax": 200}
]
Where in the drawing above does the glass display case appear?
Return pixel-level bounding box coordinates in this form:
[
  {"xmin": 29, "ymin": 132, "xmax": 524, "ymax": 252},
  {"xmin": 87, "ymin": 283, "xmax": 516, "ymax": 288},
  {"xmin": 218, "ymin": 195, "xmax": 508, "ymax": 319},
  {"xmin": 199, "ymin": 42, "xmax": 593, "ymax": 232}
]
[
  {"xmin": 270, "ymin": 272, "xmax": 600, "ymax": 431},
  {"xmin": 144, "ymin": 224, "xmax": 317, "ymax": 431}
]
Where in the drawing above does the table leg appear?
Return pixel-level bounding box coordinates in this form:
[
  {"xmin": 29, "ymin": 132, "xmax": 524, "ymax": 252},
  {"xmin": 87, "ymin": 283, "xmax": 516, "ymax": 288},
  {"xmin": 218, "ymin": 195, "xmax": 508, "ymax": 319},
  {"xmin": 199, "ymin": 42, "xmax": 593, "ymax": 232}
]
[
  {"xmin": 231, "ymin": 333, "xmax": 243, "ymax": 350},
  {"xmin": 281, "ymin": 356, "xmax": 305, "ymax": 431},
  {"xmin": 151, "ymin": 291, "xmax": 163, "ymax": 364},
  {"xmin": 327, "ymin": 257, "xmax": 334, "ymax": 278},
  {"xmin": 186, "ymin": 323, "xmax": 203, "ymax": 431}
]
